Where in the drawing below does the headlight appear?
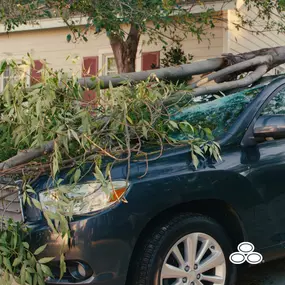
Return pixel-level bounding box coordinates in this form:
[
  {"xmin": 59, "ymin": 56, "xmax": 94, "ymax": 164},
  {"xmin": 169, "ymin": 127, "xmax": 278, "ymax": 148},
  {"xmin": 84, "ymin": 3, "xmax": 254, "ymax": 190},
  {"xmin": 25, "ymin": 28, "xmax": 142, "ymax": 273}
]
[{"xmin": 39, "ymin": 181, "xmax": 129, "ymax": 215}]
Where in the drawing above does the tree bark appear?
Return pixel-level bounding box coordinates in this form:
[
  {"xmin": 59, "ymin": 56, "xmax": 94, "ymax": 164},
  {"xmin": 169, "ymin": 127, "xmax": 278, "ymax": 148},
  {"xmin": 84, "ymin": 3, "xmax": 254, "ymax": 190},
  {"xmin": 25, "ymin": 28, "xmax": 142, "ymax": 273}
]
[
  {"xmin": 79, "ymin": 57, "xmax": 226, "ymax": 89},
  {"xmin": 80, "ymin": 46, "xmax": 285, "ymax": 89},
  {"xmin": 109, "ymin": 24, "xmax": 140, "ymax": 73},
  {"xmin": 0, "ymin": 141, "xmax": 54, "ymax": 171},
  {"xmin": 165, "ymin": 64, "xmax": 269, "ymax": 105}
]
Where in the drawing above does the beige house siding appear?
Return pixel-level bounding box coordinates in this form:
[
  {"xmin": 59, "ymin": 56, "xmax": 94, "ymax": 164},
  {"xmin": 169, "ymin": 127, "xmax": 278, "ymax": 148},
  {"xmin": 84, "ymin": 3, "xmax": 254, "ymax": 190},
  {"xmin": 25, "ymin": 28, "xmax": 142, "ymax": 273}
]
[
  {"xmin": 227, "ymin": 1, "xmax": 285, "ymax": 74},
  {"xmin": 0, "ymin": 28, "xmax": 114, "ymax": 75},
  {"xmin": 141, "ymin": 25, "xmax": 225, "ymax": 62},
  {"xmin": 0, "ymin": 23, "xmax": 224, "ymax": 78}
]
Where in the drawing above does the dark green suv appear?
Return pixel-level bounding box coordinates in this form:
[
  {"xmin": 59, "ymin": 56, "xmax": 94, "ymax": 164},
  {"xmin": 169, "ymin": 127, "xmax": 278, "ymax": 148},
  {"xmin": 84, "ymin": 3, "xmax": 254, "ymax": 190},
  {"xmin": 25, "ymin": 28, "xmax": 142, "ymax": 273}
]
[{"xmin": 17, "ymin": 76, "xmax": 285, "ymax": 285}]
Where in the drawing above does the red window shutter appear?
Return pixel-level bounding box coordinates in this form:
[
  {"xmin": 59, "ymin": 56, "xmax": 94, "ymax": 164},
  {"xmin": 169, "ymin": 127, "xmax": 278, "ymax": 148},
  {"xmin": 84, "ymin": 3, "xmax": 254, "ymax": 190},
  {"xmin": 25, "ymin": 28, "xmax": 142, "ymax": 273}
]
[
  {"xmin": 82, "ymin": 90, "xmax": 97, "ymax": 103},
  {"xmin": 30, "ymin": 60, "xmax": 43, "ymax": 85},
  {"xmin": 82, "ymin": 56, "xmax": 99, "ymax": 77},
  {"xmin": 142, "ymin": 51, "xmax": 160, "ymax": 71},
  {"xmin": 82, "ymin": 56, "xmax": 99, "ymax": 105}
]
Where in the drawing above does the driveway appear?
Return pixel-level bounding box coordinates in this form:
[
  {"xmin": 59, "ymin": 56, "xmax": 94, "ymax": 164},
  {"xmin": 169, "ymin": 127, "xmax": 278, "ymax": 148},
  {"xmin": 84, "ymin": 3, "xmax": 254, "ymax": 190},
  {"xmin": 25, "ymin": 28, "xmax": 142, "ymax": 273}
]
[
  {"xmin": 239, "ymin": 259, "xmax": 285, "ymax": 285},
  {"xmin": 10, "ymin": 259, "xmax": 285, "ymax": 285}
]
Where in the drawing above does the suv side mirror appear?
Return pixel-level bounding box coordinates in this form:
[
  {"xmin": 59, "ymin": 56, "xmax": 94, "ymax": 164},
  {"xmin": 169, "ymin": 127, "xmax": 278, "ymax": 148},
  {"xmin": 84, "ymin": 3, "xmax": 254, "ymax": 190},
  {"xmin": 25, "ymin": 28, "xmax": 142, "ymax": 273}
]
[{"xmin": 254, "ymin": 115, "xmax": 285, "ymax": 140}]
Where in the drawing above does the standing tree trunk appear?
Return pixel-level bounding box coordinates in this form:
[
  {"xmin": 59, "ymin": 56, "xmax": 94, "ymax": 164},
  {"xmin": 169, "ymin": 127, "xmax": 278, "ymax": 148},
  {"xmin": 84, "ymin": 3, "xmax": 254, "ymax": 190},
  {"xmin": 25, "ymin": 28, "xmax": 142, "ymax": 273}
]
[{"xmin": 109, "ymin": 24, "xmax": 140, "ymax": 73}]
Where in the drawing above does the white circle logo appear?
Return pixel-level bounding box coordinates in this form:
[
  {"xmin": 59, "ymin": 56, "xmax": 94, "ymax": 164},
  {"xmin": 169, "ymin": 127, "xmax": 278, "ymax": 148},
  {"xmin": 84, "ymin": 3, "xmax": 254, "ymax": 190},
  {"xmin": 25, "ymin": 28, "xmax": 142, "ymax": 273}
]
[
  {"xmin": 229, "ymin": 242, "xmax": 263, "ymax": 265},
  {"xmin": 238, "ymin": 242, "xmax": 254, "ymax": 253},
  {"xmin": 246, "ymin": 252, "xmax": 263, "ymax": 264},
  {"xmin": 229, "ymin": 252, "xmax": 245, "ymax": 264}
]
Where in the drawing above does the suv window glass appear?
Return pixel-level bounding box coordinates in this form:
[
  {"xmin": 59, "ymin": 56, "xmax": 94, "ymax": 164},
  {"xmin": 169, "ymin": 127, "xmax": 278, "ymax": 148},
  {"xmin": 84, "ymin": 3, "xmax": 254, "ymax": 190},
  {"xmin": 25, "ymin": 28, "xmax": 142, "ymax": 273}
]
[
  {"xmin": 171, "ymin": 86, "xmax": 263, "ymax": 139},
  {"xmin": 261, "ymin": 88, "xmax": 285, "ymax": 115}
]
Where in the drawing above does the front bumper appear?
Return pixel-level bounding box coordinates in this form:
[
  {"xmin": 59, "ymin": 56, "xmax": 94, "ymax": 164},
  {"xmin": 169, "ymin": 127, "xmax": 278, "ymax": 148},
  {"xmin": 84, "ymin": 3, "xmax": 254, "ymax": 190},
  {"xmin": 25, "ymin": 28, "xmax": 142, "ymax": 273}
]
[{"xmin": 28, "ymin": 206, "xmax": 134, "ymax": 285}]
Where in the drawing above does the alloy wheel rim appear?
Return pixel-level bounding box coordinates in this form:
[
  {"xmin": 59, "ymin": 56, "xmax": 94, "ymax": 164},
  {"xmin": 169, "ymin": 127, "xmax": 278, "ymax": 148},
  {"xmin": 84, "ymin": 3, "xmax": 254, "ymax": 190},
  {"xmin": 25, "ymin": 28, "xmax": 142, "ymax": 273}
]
[{"xmin": 160, "ymin": 232, "xmax": 226, "ymax": 285}]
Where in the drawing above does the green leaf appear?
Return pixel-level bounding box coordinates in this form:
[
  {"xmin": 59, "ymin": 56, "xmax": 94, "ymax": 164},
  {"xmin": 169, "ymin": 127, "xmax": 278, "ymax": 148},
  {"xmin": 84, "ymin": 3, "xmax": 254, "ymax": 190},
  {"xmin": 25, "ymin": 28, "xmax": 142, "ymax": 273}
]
[
  {"xmin": 22, "ymin": 242, "xmax": 30, "ymax": 249},
  {"xmin": 34, "ymin": 244, "xmax": 47, "ymax": 256},
  {"xmin": 142, "ymin": 125, "xmax": 148, "ymax": 139},
  {"xmin": 67, "ymin": 34, "xmax": 72, "ymax": 43},
  {"xmin": 38, "ymin": 257, "xmax": 55, "ymax": 264},
  {"xmin": 27, "ymin": 187, "xmax": 36, "ymax": 194},
  {"xmin": 12, "ymin": 256, "xmax": 22, "ymax": 267},
  {"xmin": 70, "ymin": 129, "xmax": 81, "ymax": 144},
  {"xmin": 26, "ymin": 266, "xmax": 36, "ymax": 273},
  {"xmin": 25, "ymin": 270, "xmax": 32, "ymax": 285},
  {"xmin": 0, "ymin": 60, "xmax": 7, "ymax": 75},
  {"xmin": 36, "ymin": 263, "xmax": 43, "ymax": 279},
  {"xmin": 126, "ymin": 115, "xmax": 133, "ymax": 125},
  {"xmin": 3, "ymin": 87, "xmax": 11, "ymax": 106},
  {"xmin": 191, "ymin": 152, "xmax": 199, "ymax": 169},
  {"xmin": 74, "ymin": 168, "xmax": 81, "ymax": 183},
  {"xmin": 94, "ymin": 165, "xmax": 105, "ymax": 182},
  {"xmin": 33, "ymin": 274, "xmax": 38, "ymax": 285},
  {"xmin": 36, "ymin": 100, "xmax": 41, "ymax": 117},
  {"xmin": 169, "ymin": 120, "xmax": 179, "ymax": 129},
  {"xmin": 44, "ymin": 9, "xmax": 53, "ymax": 18},
  {"xmin": 40, "ymin": 264, "xmax": 54, "ymax": 277},
  {"xmin": 20, "ymin": 263, "xmax": 26, "ymax": 285},
  {"xmin": 44, "ymin": 213, "xmax": 57, "ymax": 233},
  {"xmin": 60, "ymin": 254, "xmax": 66, "ymax": 279},
  {"xmin": 3, "ymin": 257, "xmax": 12, "ymax": 272},
  {"xmin": 0, "ymin": 246, "xmax": 10, "ymax": 254},
  {"xmin": 204, "ymin": 127, "xmax": 214, "ymax": 139},
  {"xmin": 13, "ymin": 232, "xmax": 18, "ymax": 248},
  {"xmin": 32, "ymin": 198, "xmax": 42, "ymax": 211}
]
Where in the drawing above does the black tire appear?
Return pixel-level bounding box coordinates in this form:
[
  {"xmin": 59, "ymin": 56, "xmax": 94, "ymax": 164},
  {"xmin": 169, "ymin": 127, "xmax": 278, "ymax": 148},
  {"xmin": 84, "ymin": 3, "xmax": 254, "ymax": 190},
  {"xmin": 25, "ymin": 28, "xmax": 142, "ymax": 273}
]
[{"xmin": 130, "ymin": 213, "xmax": 237, "ymax": 285}]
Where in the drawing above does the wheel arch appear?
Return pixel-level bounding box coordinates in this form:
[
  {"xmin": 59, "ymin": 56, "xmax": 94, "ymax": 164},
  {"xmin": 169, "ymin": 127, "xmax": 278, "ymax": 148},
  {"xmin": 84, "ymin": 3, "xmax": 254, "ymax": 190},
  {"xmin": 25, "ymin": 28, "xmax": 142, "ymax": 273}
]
[{"xmin": 125, "ymin": 198, "xmax": 246, "ymax": 284}]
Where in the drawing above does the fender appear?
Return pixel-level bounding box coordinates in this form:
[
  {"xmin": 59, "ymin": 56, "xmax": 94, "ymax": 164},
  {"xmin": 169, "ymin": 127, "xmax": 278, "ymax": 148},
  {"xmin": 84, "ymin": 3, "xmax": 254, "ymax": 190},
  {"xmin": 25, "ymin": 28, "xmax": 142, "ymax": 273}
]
[{"xmin": 124, "ymin": 145, "xmax": 270, "ymax": 251}]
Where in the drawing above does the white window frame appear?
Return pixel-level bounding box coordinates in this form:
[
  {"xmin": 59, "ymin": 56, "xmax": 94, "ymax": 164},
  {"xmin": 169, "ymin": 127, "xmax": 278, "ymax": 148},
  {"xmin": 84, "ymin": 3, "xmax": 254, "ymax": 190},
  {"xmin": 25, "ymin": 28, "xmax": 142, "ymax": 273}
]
[
  {"xmin": 98, "ymin": 47, "xmax": 141, "ymax": 74},
  {"xmin": 0, "ymin": 62, "xmax": 30, "ymax": 92},
  {"xmin": 102, "ymin": 54, "xmax": 117, "ymax": 76}
]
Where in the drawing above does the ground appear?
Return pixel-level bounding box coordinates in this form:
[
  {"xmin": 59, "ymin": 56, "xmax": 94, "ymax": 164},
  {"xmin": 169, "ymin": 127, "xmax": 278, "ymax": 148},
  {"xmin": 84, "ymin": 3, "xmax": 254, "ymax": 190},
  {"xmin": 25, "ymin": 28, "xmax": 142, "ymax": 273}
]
[
  {"xmin": 10, "ymin": 258, "xmax": 285, "ymax": 285},
  {"xmin": 239, "ymin": 259, "xmax": 285, "ymax": 285}
]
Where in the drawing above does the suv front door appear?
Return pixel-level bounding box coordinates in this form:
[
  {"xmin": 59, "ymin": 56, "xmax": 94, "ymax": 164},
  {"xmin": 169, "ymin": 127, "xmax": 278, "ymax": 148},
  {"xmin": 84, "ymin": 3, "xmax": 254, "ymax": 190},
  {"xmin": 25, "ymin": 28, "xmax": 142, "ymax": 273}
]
[{"xmin": 243, "ymin": 85, "xmax": 285, "ymax": 255}]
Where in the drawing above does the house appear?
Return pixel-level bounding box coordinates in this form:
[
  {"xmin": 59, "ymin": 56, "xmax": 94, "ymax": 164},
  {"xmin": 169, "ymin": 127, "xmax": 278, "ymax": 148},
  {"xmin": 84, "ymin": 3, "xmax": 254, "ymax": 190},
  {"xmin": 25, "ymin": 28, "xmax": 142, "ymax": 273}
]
[{"xmin": 0, "ymin": 0, "xmax": 284, "ymax": 93}]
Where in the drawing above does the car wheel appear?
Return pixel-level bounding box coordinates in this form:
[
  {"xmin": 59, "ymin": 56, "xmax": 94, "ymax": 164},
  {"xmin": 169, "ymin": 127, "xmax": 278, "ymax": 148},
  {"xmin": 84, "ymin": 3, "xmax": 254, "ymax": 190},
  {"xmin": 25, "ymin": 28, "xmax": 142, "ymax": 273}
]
[{"xmin": 131, "ymin": 213, "xmax": 237, "ymax": 285}]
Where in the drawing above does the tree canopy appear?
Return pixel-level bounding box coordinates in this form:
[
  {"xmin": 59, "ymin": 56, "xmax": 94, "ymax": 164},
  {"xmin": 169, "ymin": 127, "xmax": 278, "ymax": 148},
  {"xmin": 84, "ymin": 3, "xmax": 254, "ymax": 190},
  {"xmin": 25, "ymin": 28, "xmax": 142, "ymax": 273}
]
[
  {"xmin": 2, "ymin": 1, "xmax": 285, "ymax": 73},
  {"xmin": 1, "ymin": 0, "xmax": 219, "ymax": 72}
]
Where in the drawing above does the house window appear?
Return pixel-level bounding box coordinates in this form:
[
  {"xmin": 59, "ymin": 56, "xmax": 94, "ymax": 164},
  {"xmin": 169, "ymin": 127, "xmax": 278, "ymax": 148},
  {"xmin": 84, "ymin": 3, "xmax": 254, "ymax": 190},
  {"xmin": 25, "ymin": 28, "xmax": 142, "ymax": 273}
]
[
  {"xmin": 0, "ymin": 64, "xmax": 29, "ymax": 92},
  {"xmin": 2, "ymin": 67, "xmax": 11, "ymax": 89},
  {"xmin": 104, "ymin": 55, "xmax": 117, "ymax": 76},
  {"xmin": 142, "ymin": 51, "xmax": 160, "ymax": 71}
]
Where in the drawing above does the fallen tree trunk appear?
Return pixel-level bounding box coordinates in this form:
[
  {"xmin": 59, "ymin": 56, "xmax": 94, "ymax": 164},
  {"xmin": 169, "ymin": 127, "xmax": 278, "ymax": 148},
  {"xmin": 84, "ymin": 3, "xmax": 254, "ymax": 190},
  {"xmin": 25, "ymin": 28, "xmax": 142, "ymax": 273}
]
[
  {"xmin": 2, "ymin": 46, "xmax": 285, "ymax": 171},
  {"xmin": 79, "ymin": 46, "xmax": 285, "ymax": 91},
  {"xmin": 78, "ymin": 57, "xmax": 226, "ymax": 89}
]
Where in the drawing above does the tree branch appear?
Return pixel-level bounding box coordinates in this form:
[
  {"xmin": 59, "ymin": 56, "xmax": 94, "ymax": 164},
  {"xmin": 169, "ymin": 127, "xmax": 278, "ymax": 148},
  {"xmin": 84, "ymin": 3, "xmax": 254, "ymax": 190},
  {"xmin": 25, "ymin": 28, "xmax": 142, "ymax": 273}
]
[
  {"xmin": 192, "ymin": 64, "xmax": 268, "ymax": 97},
  {"xmin": 0, "ymin": 141, "xmax": 54, "ymax": 171},
  {"xmin": 165, "ymin": 64, "xmax": 268, "ymax": 105},
  {"xmin": 191, "ymin": 55, "xmax": 273, "ymax": 88}
]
